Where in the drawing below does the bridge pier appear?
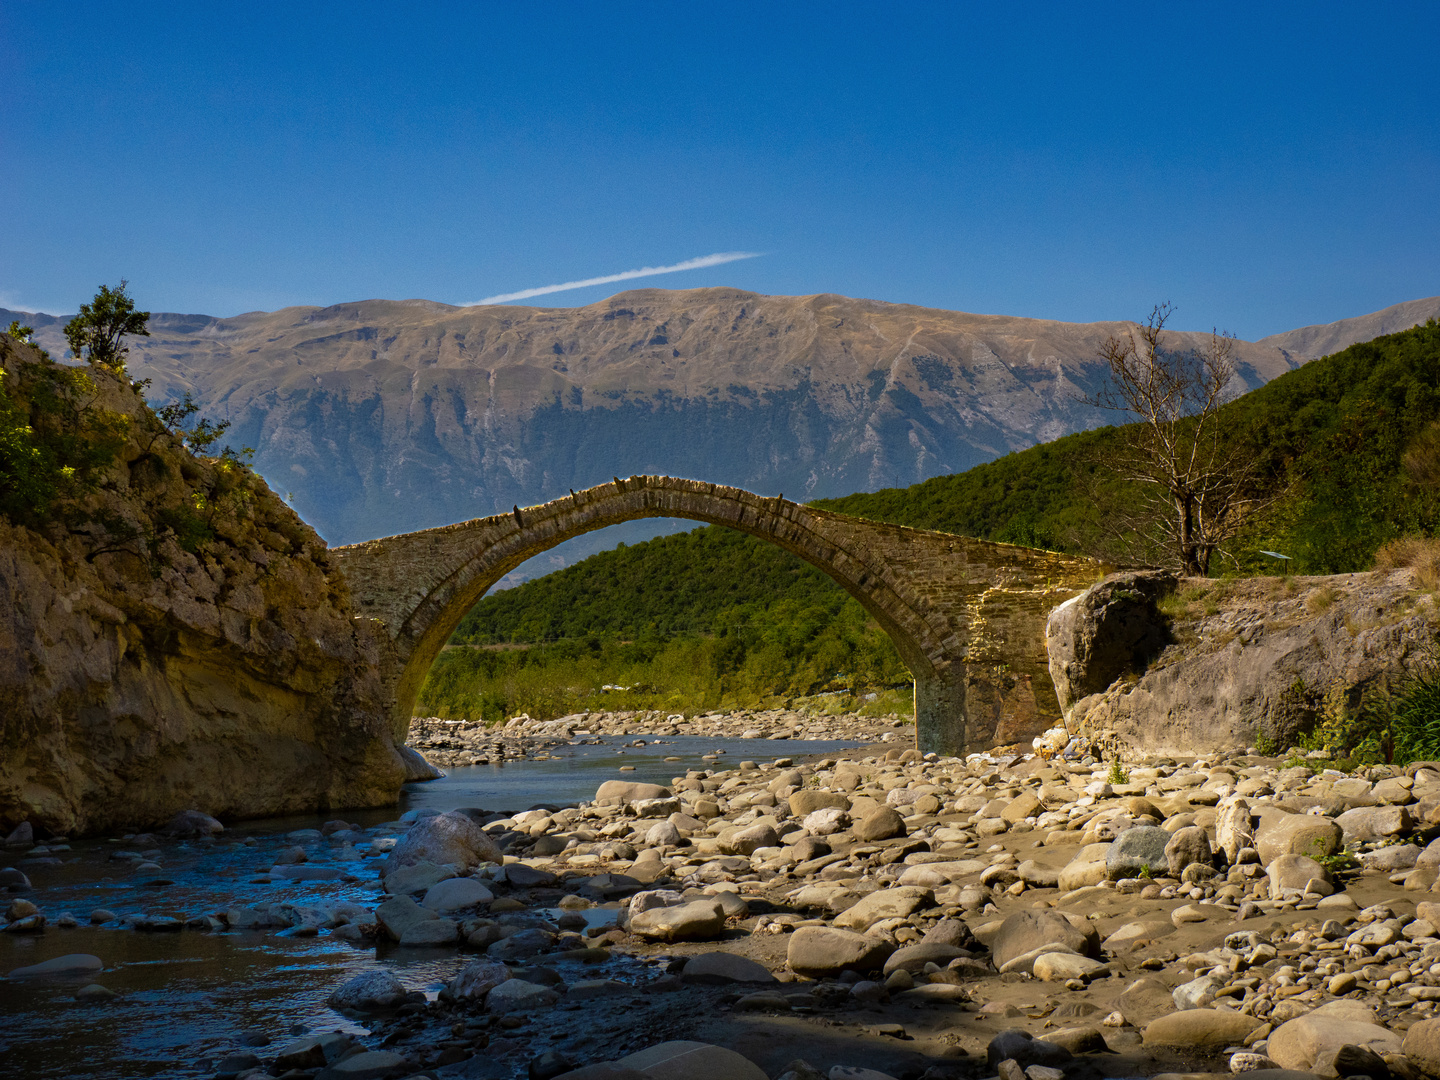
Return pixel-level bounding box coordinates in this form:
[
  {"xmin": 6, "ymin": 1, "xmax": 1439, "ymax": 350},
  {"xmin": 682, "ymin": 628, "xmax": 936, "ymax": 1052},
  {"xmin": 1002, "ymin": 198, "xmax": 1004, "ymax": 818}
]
[{"xmin": 914, "ymin": 666, "xmax": 968, "ymax": 758}]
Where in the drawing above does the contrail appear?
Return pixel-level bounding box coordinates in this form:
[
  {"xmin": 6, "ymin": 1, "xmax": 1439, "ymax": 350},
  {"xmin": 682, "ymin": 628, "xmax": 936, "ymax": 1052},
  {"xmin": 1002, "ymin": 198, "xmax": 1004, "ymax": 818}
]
[{"xmin": 468, "ymin": 251, "xmax": 762, "ymax": 306}]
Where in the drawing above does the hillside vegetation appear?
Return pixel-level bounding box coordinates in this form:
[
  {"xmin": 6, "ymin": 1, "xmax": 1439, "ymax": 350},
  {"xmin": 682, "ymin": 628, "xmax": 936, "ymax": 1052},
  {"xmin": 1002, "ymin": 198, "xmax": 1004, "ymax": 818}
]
[{"xmin": 418, "ymin": 320, "xmax": 1440, "ymax": 721}]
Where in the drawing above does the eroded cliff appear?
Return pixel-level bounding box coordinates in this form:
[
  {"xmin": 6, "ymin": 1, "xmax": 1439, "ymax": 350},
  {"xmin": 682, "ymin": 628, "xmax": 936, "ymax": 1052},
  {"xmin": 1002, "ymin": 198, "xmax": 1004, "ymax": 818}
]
[
  {"xmin": 1048, "ymin": 569, "xmax": 1440, "ymax": 756},
  {"xmin": 0, "ymin": 335, "xmax": 409, "ymax": 834}
]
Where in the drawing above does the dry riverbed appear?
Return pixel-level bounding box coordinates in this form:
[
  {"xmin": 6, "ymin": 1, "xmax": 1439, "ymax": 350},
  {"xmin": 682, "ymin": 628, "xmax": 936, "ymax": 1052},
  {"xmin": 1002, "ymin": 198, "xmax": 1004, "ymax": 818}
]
[{"xmin": 8, "ymin": 716, "xmax": 1440, "ymax": 1080}]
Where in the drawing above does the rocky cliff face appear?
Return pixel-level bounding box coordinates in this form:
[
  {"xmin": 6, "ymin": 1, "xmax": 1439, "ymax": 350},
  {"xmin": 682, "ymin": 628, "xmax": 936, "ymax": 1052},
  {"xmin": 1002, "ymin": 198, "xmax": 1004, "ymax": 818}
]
[
  {"xmin": 6, "ymin": 289, "xmax": 1300, "ymax": 545},
  {"xmin": 0, "ymin": 337, "xmax": 410, "ymax": 835},
  {"xmin": 1047, "ymin": 570, "xmax": 1440, "ymax": 756}
]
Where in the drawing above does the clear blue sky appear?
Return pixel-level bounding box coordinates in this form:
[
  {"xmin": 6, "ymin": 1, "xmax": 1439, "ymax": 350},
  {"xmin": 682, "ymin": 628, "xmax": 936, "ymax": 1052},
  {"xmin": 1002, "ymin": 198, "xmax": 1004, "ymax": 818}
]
[{"xmin": 3, "ymin": 2, "xmax": 1436, "ymax": 340}]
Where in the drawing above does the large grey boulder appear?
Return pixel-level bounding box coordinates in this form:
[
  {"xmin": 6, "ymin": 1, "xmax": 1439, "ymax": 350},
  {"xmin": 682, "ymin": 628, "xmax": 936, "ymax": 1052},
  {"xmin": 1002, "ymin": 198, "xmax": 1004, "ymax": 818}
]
[
  {"xmin": 384, "ymin": 811, "xmax": 502, "ymax": 873},
  {"xmin": 1267, "ymin": 1000, "xmax": 1401, "ymax": 1071},
  {"xmin": 991, "ymin": 909, "xmax": 1098, "ymax": 974},
  {"xmin": 1045, "ymin": 571, "xmax": 1176, "ymax": 716},
  {"xmin": 629, "ymin": 900, "xmax": 726, "ymax": 942},
  {"xmin": 786, "ymin": 927, "xmax": 894, "ymax": 977},
  {"xmin": 1256, "ymin": 813, "xmax": 1342, "ymax": 866},
  {"xmin": 1106, "ymin": 826, "xmax": 1172, "ymax": 879},
  {"xmin": 326, "ymin": 970, "xmax": 409, "ymax": 1011},
  {"xmin": 595, "ymin": 781, "xmax": 672, "ymax": 805}
]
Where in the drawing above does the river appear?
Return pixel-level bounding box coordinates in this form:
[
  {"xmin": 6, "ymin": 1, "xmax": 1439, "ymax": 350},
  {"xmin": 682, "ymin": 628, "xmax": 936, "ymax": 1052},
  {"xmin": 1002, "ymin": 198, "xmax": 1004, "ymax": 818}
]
[{"xmin": 0, "ymin": 733, "xmax": 865, "ymax": 1078}]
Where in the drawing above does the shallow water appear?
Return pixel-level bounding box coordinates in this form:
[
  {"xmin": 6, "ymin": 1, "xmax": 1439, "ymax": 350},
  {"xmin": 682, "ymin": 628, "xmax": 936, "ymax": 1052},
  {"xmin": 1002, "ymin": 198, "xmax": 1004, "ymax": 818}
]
[{"xmin": 0, "ymin": 733, "xmax": 864, "ymax": 1078}]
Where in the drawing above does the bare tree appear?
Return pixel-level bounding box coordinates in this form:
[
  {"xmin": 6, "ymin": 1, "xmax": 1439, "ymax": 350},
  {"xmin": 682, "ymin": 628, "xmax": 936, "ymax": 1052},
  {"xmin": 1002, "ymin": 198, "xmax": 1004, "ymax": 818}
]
[{"xmin": 1084, "ymin": 303, "xmax": 1272, "ymax": 576}]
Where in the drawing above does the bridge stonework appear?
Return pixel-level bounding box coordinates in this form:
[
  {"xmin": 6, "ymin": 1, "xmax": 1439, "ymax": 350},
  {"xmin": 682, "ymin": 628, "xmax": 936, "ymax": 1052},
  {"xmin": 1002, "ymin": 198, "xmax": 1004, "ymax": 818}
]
[{"xmin": 330, "ymin": 475, "xmax": 1106, "ymax": 758}]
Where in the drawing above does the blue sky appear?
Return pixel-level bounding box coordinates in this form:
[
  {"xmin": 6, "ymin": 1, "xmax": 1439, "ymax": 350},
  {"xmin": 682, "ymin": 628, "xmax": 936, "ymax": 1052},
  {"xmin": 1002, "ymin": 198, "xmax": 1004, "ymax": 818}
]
[{"xmin": 2, "ymin": 2, "xmax": 1436, "ymax": 340}]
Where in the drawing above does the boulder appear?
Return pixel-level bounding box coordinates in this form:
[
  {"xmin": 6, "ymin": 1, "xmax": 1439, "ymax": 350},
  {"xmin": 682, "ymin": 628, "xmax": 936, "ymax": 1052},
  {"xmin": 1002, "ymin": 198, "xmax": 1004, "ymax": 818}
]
[
  {"xmin": 1401, "ymin": 1018, "xmax": 1440, "ymax": 1078},
  {"xmin": 787, "ymin": 927, "xmax": 894, "ymax": 977},
  {"xmin": 164, "ymin": 810, "xmax": 224, "ymax": 837},
  {"xmin": 985, "ymin": 1029, "xmax": 1073, "ymax": 1073},
  {"xmin": 383, "ymin": 860, "xmax": 457, "ymax": 896},
  {"xmin": 326, "ymin": 970, "xmax": 409, "ymax": 1011},
  {"xmin": 1045, "ymin": 570, "xmax": 1175, "ymax": 715},
  {"xmin": 882, "ymin": 943, "xmax": 969, "ymax": 976},
  {"xmin": 398, "ymin": 919, "xmax": 459, "ymax": 946},
  {"xmin": 1032, "ymin": 953, "xmax": 1107, "ymax": 982},
  {"xmin": 1165, "ymin": 826, "xmax": 1213, "ymax": 877},
  {"xmin": 629, "ymin": 900, "xmax": 726, "ymax": 942},
  {"xmin": 992, "ymin": 910, "xmax": 1097, "ymax": 974},
  {"xmin": 1267, "ymin": 854, "xmax": 1331, "ymax": 899},
  {"xmin": 385, "ymin": 811, "xmax": 502, "ymax": 872},
  {"xmin": 1267, "ymin": 1001, "xmax": 1401, "ymax": 1072},
  {"xmin": 1058, "ymin": 844, "xmax": 1112, "ymax": 890},
  {"xmin": 595, "ymin": 781, "xmax": 672, "ymax": 805},
  {"xmin": 421, "ymin": 877, "xmax": 493, "ymax": 912},
  {"xmin": 375, "ymin": 896, "xmax": 438, "ymax": 941},
  {"xmin": 314, "ymin": 1050, "xmax": 411, "ymax": 1080},
  {"xmin": 1335, "ymin": 805, "xmax": 1412, "ymax": 842},
  {"xmin": 8, "ymin": 953, "xmax": 104, "ymax": 978},
  {"xmin": 723, "ymin": 822, "xmax": 779, "ymax": 856},
  {"xmin": 443, "ymin": 960, "xmax": 511, "ymax": 1001},
  {"xmin": 615, "ymin": 1041, "xmax": 768, "ymax": 1080},
  {"xmin": 803, "ymin": 808, "xmax": 850, "ymax": 836},
  {"xmin": 1143, "ymin": 1010, "xmax": 1262, "ymax": 1047},
  {"xmin": 1216, "ymin": 798, "xmax": 1256, "ymax": 864},
  {"xmin": 852, "ymin": 807, "xmax": 906, "ymax": 841},
  {"xmin": 681, "ymin": 952, "xmax": 776, "ymax": 984},
  {"xmin": 1106, "ymin": 826, "xmax": 1172, "ymax": 879},
  {"xmin": 789, "ymin": 791, "xmax": 850, "ymax": 816},
  {"xmin": 832, "ymin": 886, "xmax": 933, "ymax": 931},
  {"xmin": 1255, "ymin": 812, "xmax": 1343, "ymax": 866},
  {"xmin": 487, "ymin": 979, "xmax": 559, "ymax": 1013}
]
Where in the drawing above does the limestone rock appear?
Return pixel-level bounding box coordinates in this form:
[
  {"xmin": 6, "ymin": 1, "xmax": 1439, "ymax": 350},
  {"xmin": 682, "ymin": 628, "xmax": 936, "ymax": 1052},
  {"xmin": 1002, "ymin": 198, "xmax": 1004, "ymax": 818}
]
[
  {"xmin": 1045, "ymin": 570, "xmax": 1176, "ymax": 715},
  {"xmin": 1165, "ymin": 826, "xmax": 1213, "ymax": 877},
  {"xmin": 385, "ymin": 812, "xmax": 502, "ymax": 872},
  {"xmin": 629, "ymin": 900, "xmax": 726, "ymax": 942},
  {"xmin": 787, "ymin": 927, "xmax": 894, "ymax": 977},
  {"xmin": 853, "ymin": 807, "xmax": 906, "ymax": 841},
  {"xmin": 615, "ymin": 1040, "xmax": 768, "ymax": 1080},
  {"xmin": 992, "ymin": 909, "xmax": 1097, "ymax": 974},
  {"xmin": 681, "ymin": 952, "xmax": 776, "ymax": 984},
  {"xmin": 789, "ymin": 791, "xmax": 849, "ymax": 816},
  {"xmin": 327, "ymin": 970, "xmax": 409, "ymax": 1011},
  {"xmin": 833, "ymin": 886, "xmax": 933, "ymax": 931},
  {"xmin": 1401, "ymin": 1018, "xmax": 1440, "ymax": 1078},
  {"xmin": 422, "ymin": 877, "xmax": 493, "ymax": 912},
  {"xmin": 1267, "ymin": 1001, "xmax": 1401, "ymax": 1072},
  {"xmin": 1106, "ymin": 826, "xmax": 1172, "ymax": 879},
  {"xmin": 1143, "ymin": 1010, "xmax": 1262, "ymax": 1047},
  {"xmin": 595, "ymin": 781, "xmax": 672, "ymax": 805},
  {"xmin": 443, "ymin": 960, "xmax": 511, "ymax": 1001},
  {"xmin": 1256, "ymin": 812, "xmax": 1343, "ymax": 866}
]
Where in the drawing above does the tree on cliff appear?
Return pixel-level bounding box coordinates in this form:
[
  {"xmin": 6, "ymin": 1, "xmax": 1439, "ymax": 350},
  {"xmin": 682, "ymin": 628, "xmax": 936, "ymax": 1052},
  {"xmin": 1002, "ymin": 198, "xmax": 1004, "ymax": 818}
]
[
  {"xmin": 64, "ymin": 280, "xmax": 150, "ymax": 374},
  {"xmin": 1084, "ymin": 303, "xmax": 1273, "ymax": 576}
]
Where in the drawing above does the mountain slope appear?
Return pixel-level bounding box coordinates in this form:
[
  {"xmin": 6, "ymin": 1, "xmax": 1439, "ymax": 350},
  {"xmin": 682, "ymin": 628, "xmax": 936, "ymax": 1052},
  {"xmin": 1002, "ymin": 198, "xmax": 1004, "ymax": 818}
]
[
  {"xmin": 1260, "ymin": 295, "xmax": 1440, "ymax": 360},
  {"xmin": 4, "ymin": 289, "xmax": 1298, "ymax": 545}
]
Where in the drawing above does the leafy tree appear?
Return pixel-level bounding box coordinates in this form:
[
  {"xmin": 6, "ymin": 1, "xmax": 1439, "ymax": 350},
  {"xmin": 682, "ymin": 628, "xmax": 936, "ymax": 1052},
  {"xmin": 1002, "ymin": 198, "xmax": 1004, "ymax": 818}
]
[{"xmin": 64, "ymin": 280, "xmax": 150, "ymax": 373}]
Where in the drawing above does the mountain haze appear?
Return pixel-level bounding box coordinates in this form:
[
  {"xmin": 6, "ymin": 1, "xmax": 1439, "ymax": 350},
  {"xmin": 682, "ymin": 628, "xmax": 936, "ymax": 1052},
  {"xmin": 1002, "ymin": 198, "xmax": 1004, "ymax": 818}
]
[{"xmin": 7, "ymin": 288, "xmax": 1304, "ymax": 545}]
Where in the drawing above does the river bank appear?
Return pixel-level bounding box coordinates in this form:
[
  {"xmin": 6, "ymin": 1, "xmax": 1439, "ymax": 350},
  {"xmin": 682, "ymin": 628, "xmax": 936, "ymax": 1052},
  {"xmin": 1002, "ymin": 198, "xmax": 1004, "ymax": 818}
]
[{"xmin": 6, "ymin": 715, "xmax": 1440, "ymax": 1080}]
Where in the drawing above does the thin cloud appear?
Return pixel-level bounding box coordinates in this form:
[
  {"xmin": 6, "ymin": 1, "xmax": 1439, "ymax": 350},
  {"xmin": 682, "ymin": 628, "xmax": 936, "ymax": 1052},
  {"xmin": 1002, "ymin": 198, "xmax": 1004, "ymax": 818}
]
[{"xmin": 467, "ymin": 251, "xmax": 763, "ymax": 306}]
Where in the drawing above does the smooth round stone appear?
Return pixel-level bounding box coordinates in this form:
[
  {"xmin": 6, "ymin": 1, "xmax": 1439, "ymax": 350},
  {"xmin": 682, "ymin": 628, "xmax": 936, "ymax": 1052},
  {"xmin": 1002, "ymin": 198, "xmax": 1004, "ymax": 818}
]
[
  {"xmin": 421, "ymin": 877, "xmax": 494, "ymax": 912},
  {"xmin": 398, "ymin": 919, "xmax": 460, "ymax": 946},
  {"xmin": 8, "ymin": 954, "xmax": 104, "ymax": 978},
  {"xmin": 74, "ymin": 983, "xmax": 117, "ymax": 1002},
  {"xmin": 1143, "ymin": 1009, "xmax": 1262, "ymax": 1047}
]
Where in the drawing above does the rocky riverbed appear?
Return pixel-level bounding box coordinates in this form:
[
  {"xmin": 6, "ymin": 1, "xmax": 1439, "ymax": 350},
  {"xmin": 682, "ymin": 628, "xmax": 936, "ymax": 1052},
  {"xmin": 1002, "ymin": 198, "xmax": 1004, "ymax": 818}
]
[
  {"xmin": 407, "ymin": 711, "xmax": 909, "ymax": 769},
  {"xmin": 8, "ymin": 720, "xmax": 1440, "ymax": 1080}
]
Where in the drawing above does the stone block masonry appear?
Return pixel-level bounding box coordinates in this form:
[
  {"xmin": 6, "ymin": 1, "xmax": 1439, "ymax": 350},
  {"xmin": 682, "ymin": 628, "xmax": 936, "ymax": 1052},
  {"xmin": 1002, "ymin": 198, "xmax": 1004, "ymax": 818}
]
[{"xmin": 332, "ymin": 475, "xmax": 1108, "ymax": 758}]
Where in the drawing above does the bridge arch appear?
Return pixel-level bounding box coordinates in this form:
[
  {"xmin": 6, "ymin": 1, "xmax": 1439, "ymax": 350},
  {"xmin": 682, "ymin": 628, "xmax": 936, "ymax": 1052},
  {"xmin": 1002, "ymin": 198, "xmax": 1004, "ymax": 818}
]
[{"xmin": 330, "ymin": 475, "xmax": 1105, "ymax": 757}]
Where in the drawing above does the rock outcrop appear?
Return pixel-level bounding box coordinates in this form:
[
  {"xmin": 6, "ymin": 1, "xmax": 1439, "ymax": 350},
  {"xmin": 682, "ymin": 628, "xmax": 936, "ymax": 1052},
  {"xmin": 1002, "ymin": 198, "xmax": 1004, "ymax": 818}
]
[
  {"xmin": 1047, "ymin": 569, "xmax": 1440, "ymax": 756},
  {"xmin": 0, "ymin": 336, "xmax": 408, "ymax": 834}
]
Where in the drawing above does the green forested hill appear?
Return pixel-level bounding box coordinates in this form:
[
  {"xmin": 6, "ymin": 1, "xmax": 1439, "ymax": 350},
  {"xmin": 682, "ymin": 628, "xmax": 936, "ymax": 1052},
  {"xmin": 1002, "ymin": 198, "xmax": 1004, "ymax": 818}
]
[{"xmin": 420, "ymin": 320, "xmax": 1440, "ymax": 721}]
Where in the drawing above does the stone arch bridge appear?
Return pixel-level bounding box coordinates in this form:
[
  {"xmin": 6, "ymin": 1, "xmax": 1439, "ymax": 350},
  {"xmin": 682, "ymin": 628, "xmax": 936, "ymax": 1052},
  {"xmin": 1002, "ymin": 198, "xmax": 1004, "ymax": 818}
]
[{"xmin": 331, "ymin": 475, "xmax": 1106, "ymax": 758}]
